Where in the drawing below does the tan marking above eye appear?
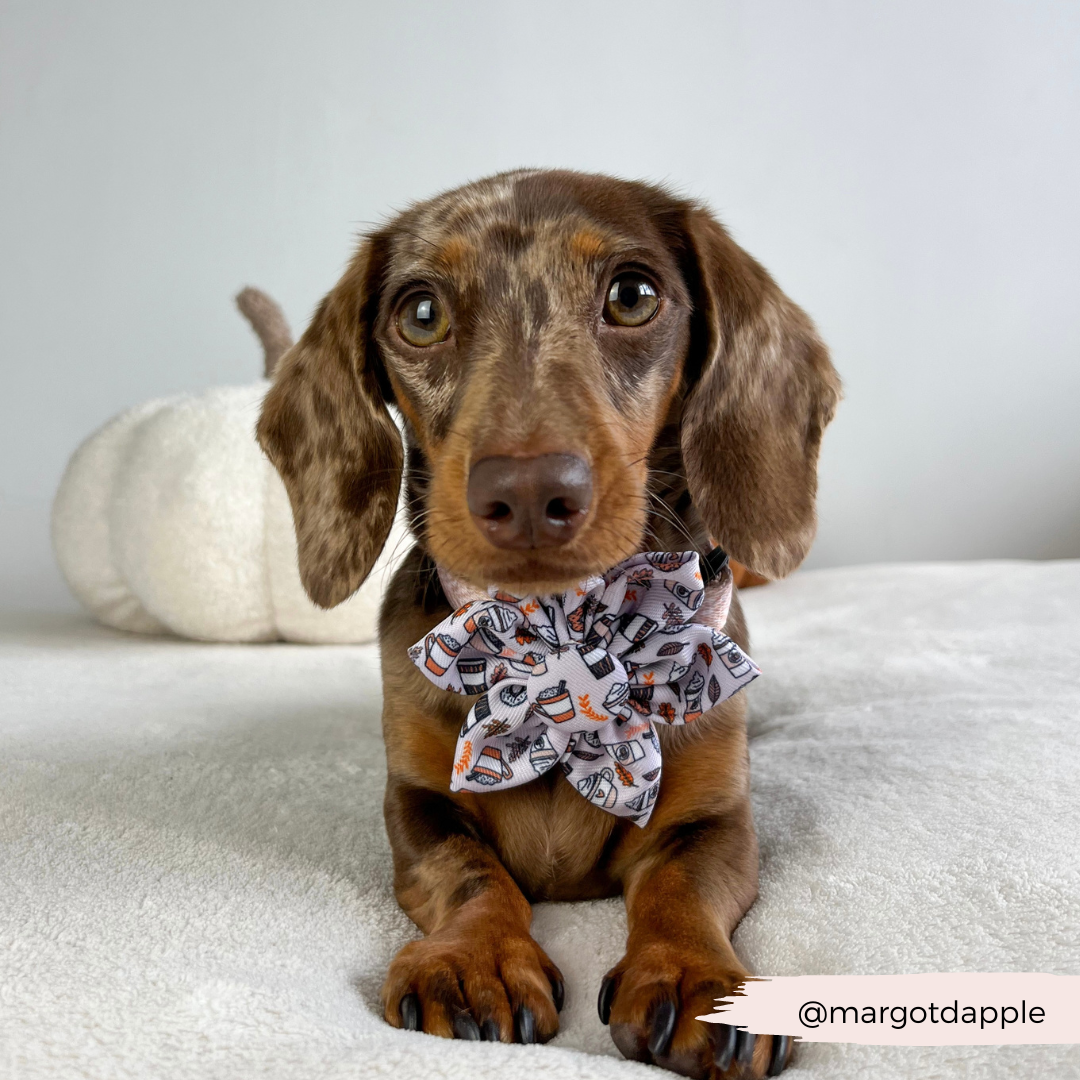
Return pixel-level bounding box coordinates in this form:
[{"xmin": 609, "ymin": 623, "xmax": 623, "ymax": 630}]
[
  {"xmin": 569, "ymin": 229, "xmax": 608, "ymax": 261},
  {"xmin": 433, "ymin": 235, "xmax": 475, "ymax": 272},
  {"xmin": 604, "ymin": 274, "xmax": 660, "ymax": 327},
  {"xmin": 398, "ymin": 293, "xmax": 450, "ymax": 347}
]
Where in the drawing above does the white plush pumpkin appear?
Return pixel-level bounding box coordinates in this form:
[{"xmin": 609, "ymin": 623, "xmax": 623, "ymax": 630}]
[{"xmin": 51, "ymin": 291, "xmax": 408, "ymax": 643}]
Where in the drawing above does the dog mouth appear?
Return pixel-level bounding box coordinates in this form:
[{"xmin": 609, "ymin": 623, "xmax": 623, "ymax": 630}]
[{"xmin": 432, "ymin": 502, "xmax": 648, "ymax": 594}]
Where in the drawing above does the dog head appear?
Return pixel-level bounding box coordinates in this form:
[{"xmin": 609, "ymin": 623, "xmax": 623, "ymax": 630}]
[{"xmin": 256, "ymin": 169, "xmax": 841, "ymax": 607}]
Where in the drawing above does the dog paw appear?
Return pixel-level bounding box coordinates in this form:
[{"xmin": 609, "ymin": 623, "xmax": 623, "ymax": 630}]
[
  {"xmin": 598, "ymin": 944, "xmax": 792, "ymax": 1077},
  {"xmin": 382, "ymin": 927, "xmax": 563, "ymax": 1043}
]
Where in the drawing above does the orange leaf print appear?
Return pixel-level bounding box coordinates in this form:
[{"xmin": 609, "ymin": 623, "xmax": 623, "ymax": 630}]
[
  {"xmin": 641, "ymin": 670, "xmax": 655, "ymax": 686},
  {"xmin": 519, "ymin": 600, "xmax": 539, "ymax": 615},
  {"xmin": 454, "ymin": 741, "xmax": 473, "ymax": 776},
  {"xmin": 658, "ymin": 702, "xmax": 676, "ymax": 723},
  {"xmin": 577, "ymin": 694, "xmax": 610, "ymax": 723},
  {"xmin": 614, "ymin": 762, "xmax": 635, "ymax": 787}
]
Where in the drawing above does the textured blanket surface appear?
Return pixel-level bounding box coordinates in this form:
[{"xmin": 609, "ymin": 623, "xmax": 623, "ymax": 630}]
[{"xmin": 2, "ymin": 561, "xmax": 1078, "ymax": 1079}]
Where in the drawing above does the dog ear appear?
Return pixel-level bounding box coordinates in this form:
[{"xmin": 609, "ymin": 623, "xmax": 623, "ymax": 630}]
[
  {"xmin": 678, "ymin": 206, "xmax": 841, "ymax": 579},
  {"xmin": 256, "ymin": 241, "xmax": 403, "ymax": 608}
]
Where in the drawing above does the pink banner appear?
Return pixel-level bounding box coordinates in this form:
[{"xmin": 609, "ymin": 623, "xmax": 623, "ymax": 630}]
[{"xmin": 696, "ymin": 974, "xmax": 1080, "ymax": 1045}]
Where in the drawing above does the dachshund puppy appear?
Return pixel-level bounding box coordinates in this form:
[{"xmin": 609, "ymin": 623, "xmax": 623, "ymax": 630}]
[{"xmin": 257, "ymin": 169, "xmax": 840, "ymax": 1078}]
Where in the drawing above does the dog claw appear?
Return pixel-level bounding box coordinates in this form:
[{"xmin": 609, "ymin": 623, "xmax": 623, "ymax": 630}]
[
  {"xmin": 736, "ymin": 1029, "xmax": 756, "ymax": 1069},
  {"xmin": 515, "ymin": 1004, "xmax": 536, "ymax": 1044},
  {"xmin": 550, "ymin": 975, "xmax": 565, "ymax": 1013},
  {"xmin": 452, "ymin": 1011, "xmax": 481, "ymax": 1040},
  {"xmin": 598, "ymin": 975, "xmax": 616, "ymax": 1025},
  {"xmin": 714, "ymin": 1022, "xmax": 737, "ymax": 1071},
  {"xmin": 647, "ymin": 999, "xmax": 677, "ymax": 1058},
  {"xmin": 481, "ymin": 1017, "xmax": 501, "ymax": 1042},
  {"xmin": 767, "ymin": 1034, "xmax": 791, "ymax": 1075},
  {"xmin": 400, "ymin": 993, "xmax": 420, "ymax": 1031}
]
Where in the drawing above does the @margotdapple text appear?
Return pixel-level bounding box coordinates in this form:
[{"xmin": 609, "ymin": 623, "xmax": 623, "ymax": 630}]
[{"xmin": 697, "ymin": 974, "xmax": 1080, "ymax": 1045}]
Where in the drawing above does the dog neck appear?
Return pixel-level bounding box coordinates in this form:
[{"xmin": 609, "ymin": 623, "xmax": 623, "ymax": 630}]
[{"xmin": 434, "ymin": 547, "xmax": 734, "ymax": 631}]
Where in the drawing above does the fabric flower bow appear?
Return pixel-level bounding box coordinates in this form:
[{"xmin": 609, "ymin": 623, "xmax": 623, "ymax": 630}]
[{"xmin": 408, "ymin": 550, "xmax": 760, "ymax": 826}]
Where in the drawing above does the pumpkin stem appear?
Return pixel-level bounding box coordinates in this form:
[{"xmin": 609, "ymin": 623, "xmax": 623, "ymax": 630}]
[{"xmin": 235, "ymin": 287, "xmax": 294, "ymax": 377}]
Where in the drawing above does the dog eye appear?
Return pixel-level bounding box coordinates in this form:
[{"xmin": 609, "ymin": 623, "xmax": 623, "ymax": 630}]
[
  {"xmin": 604, "ymin": 274, "xmax": 659, "ymax": 327},
  {"xmin": 397, "ymin": 294, "xmax": 450, "ymax": 346}
]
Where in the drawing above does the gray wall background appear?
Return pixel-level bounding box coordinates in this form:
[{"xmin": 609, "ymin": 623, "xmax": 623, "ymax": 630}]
[{"xmin": 3, "ymin": 0, "xmax": 1078, "ymax": 610}]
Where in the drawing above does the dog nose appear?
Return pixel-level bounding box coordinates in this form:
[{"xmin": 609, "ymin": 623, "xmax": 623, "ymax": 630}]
[{"xmin": 467, "ymin": 454, "xmax": 593, "ymax": 549}]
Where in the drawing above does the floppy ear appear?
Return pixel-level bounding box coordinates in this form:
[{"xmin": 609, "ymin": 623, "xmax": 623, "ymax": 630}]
[
  {"xmin": 256, "ymin": 241, "xmax": 403, "ymax": 608},
  {"xmin": 678, "ymin": 206, "xmax": 841, "ymax": 579}
]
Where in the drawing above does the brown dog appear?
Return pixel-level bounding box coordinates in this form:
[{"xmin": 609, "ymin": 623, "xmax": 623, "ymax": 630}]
[{"xmin": 257, "ymin": 169, "xmax": 840, "ymax": 1078}]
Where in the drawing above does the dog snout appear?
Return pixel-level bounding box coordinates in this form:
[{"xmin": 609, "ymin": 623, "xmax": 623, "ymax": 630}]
[{"xmin": 467, "ymin": 454, "xmax": 592, "ymax": 550}]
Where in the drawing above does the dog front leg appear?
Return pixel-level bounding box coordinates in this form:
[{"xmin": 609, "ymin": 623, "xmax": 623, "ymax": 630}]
[
  {"xmin": 602, "ymin": 801, "xmax": 792, "ymax": 1078},
  {"xmin": 380, "ymin": 779, "xmax": 563, "ymax": 1044}
]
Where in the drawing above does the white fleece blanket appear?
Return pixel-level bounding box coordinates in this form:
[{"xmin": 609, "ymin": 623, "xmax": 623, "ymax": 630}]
[{"xmin": 2, "ymin": 561, "xmax": 1078, "ymax": 1079}]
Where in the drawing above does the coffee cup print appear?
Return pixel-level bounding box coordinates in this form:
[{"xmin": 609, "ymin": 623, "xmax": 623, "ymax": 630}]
[
  {"xmin": 516, "ymin": 652, "xmax": 548, "ymax": 677},
  {"xmin": 499, "ymin": 684, "xmax": 529, "ymax": 708},
  {"xmin": 424, "ymin": 633, "xmax": 462, "ymax": 677},
  {"xmin": 626, "ymin": 781, "xmax": 659, "ymax": 815},
  {"xmin": 645, "ymin": 552, "xmax": 689, "ymax": 572},
  {"xmin": 683, "ymin": 670, "xmax": 705, "ymax": 722},
  {"xmin": 666, "ymin": 661, "xmax": 690, "ymax": 684},
  {"xmin": 565, "ymin": 595, "xmax": 597, "ymax": 634},
  {"xmin": 463, "ymin": 603, "xmax": 517, "ymax": 636},
  {"xmin": 460, "ymin": 691, "xmax": 493, "ymax": 736},
  {"xmin": 602, "ymin": 681, "xmax": 630, "ymax": 713},
  {"xmin": 472, "ymin": 626, "xmax": 508, "ymax": 654},
  {"xmin": 584, "ymin": 613, "xmax": 618, "ymax": 649},
  {"xmin": 466, "ymin": 745, "xmax": 514, "ymax": 786},
  {"xmin": 579, "ymin": 643, "xmax": 615, "ymax": 678},
  {"xmin": 577, "ymin": 767, "xmax": 618, "ymax": 809},
  {"xmin": 529, "ymin": 732, "xmax": 559, "ymax": 774},
  {"xmin": 620, "ymin": 613, "xmax": 658, "ymax": 646},
  {"xmin": 534, "ymin": 680, "xmax": 576, "ymax": 723},
  {"xmin": 605, "ymin": 739, "xmax": 645, "ymax": 766},
  {"xmin": 718, "ymin": 640, "xmax": 754, "ymax": 678},
  {"xmin": 457, "ymin": 657, "xmax": 488, "ymax": 693},
  {"xmin": 664, "ymin": 578, "xmax": 703, "ymax": 610}
]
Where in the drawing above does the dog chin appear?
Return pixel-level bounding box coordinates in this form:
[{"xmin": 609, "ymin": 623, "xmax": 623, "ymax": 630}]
[{"xmin": 444, "ymin": 548, "xmax": 636, "ymax": 595}]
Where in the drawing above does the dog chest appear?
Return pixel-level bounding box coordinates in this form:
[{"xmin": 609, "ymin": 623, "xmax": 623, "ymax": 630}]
[{"xmin": 480, "ymin": 772, "xmax": 621, "ymax": 901}]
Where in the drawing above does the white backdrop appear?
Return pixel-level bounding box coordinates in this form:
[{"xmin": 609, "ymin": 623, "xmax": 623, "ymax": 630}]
[{"xmin": 3, "ymin": 0, "xmax": 1078, "ymax": 610}]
